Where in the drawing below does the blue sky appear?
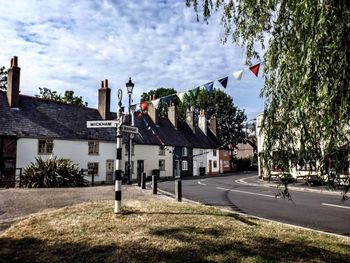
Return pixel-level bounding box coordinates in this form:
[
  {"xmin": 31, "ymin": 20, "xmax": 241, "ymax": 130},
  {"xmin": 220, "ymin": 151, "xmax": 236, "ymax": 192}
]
[{"xmin": 0, "ymin": 0, "xmax": 264, "ymax": 120}]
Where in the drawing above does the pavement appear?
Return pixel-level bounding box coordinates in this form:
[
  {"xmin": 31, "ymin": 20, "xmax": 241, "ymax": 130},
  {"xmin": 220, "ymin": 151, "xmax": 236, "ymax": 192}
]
[
  {"xmin": 237, "ymin": 172, "xmax": 346, "ymax": 197},
  {"xmin": 0, "ymin": 185, "xmax": 156, "ymax": 234}
]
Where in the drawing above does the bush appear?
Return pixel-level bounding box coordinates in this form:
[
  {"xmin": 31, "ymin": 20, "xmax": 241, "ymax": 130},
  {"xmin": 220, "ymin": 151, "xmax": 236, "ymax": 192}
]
[{"xmin": 22, "ymin": 157, "xmax": 88, "ymax": 188}]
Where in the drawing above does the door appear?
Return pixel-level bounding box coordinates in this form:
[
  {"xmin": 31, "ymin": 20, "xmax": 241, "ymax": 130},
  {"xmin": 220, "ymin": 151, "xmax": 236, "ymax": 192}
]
[
  {"xmin": 193, "ymin": 160, "xmax": 198, "ymax": 176},
  {"xmin": 137, "ymin": 160, "xmax": 144, "ymax": 175},
  {"xmin": 174, "ymin": 160, "xmax": 181, "ymax": 178},
  {"xmin": 106, "ymin": 160, "xmax": 114, "ymax": 182},
  {"xmin": 208, "ymin": 160, "xmax": 212, "ymax": 174},
  {"xmin": 0, "ymin": 137, "xmax": 17, "ymax": 187}
]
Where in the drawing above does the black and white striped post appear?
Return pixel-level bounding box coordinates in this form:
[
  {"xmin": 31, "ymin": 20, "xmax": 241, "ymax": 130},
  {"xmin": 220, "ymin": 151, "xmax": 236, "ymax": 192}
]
[{"xmin": 115, "ymin": 88, "xmax": 123, "ymax": 213}]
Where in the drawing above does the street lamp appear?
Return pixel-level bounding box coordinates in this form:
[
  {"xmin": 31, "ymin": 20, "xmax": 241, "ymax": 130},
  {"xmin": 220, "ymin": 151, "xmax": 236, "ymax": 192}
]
[{"xmin": 126, "ymin": 77, "xmax": 134, "ymax": 184}]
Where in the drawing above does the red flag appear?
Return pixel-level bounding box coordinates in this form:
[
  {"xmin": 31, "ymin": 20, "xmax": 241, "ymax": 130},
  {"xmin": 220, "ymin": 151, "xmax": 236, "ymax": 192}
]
[
  {"xmin": 141, "ymin": 101, "xmax": 148, "ymax": 111},
  {"xmin": 249, "ymin": 63, "xmax": 260, "ymax": 77}
]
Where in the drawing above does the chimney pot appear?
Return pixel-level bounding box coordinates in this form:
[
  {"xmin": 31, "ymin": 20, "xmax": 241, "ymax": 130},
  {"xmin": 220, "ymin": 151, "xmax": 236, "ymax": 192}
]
[
  {"xmin": 104, "ymin": 79, "xmax": 108, "ymax": 88},
  {"xmin": 101, "ymin": 81, "xmax": 104, "ymax": 89},
  {"xmin": 13, "ymin": 56, "xmax": 18, "ymax": 67}
]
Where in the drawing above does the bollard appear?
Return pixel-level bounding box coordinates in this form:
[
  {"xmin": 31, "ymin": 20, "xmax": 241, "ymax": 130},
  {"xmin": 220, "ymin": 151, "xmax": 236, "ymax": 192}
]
[
  {"xmin": 175, "ymin": 179, "xmax": 182, "ymax": 202},
  {"xmin": 152, "ymin": 175, "xmax": 157, "ymax": 194},
  {"xmin": 141, "ymin": 172, "xmax": 146, "ymax": 189},
  {"xmin": 137, "ymin": 172, "xmax": 141, "ymax": 187},
  {"xmin": 91, "ymin": 171, "xmax": 95, "ymax": 187}
]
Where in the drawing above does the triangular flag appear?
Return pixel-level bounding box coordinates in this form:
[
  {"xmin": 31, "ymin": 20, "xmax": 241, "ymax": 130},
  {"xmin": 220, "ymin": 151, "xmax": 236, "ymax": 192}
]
[
  {"xmin": 190, "ymin": 87, "xmax": 200, "ymax": 99},
  {"xmin": 249, "ymin": 63, "xmax": 260, "ymax": 77},
  {"xmin": 233, "ymin": 70, "xmax": 243, "ymax": 80},
  {"xmin": 218, "ymin": 76, "xmax": 228, "ymax": 88},
  {"xmin": 177, "ymin": 92, "xmax": 187, "ymax": 103},
  {"xmin": 162, "ymin": 95, "xmax": 172, "ymax": 105},
  {"xmin": 204, "ymin": 82, "xmax": 214, "ymax": 93},
  {"xmin": 140, "ymin": 101, "xmax": 148, "ymax": 111},
  {"xmin": 151, "ymin": 98, "xmax": 160, "ymax": 109}
]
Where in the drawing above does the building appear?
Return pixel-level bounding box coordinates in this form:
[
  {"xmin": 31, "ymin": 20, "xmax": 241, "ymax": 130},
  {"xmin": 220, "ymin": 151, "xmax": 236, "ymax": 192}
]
[{"xmin": 0, "ymin": 56, "xmax": 221, "ymax": 186}]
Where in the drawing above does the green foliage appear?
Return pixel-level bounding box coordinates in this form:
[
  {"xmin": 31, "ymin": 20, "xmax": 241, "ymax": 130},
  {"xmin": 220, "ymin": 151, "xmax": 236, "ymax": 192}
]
[
  {"xmin": 37, "ymin": 87, "xmax": 88, "ymax": 107},
  {"xmin": 22, "ymin": 156, "xmax": 88, "ymax": 188},
  {"xmin": 0, "ymin": 66, "xmax": 7, "ymax": 91},
  {"xmin": 187, "ymin": 1, "xmax": 350, "ymax": 193}
]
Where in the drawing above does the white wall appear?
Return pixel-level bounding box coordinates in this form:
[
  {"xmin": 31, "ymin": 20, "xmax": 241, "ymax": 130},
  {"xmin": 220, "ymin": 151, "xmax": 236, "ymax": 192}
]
[
  {"xmin": 193, "ymin": 148, "xmax": 207, "ymax": 176},
  {"xmin": 16, "ymin": 138, "xmax": 116, "ymax": 183},
  {"xmin": 121, "ymin": 144, "xmax": 173, "ymax": 180}
]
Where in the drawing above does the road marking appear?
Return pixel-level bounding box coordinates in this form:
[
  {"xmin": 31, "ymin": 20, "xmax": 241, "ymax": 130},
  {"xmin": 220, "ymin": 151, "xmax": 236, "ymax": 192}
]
[
  {"xmin": 198, "ymin": 181, "xmax": 207, "ymax": 186},
  {"xmin": 216, "ymin": 187, "xmax": 276, "ymax": 198},
  {"xmin": 321, "ymin": 203, "xmax": 350, "ymax": 210}
]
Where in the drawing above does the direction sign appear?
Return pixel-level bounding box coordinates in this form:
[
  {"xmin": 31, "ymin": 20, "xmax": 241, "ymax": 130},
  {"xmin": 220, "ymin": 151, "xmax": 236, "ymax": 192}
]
[
  {"xmin": 87, "ymin": 120, "xmax": 117, "ymax": 128},
  {"xmin": 122, "ymin": 125, "xmax": 138, "ymax": 134}
]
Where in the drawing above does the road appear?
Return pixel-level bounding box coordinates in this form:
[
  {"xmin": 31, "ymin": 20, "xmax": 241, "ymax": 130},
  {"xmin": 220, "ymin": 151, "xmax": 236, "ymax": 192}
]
[{"xmin": 158, "ymin": 172, "xmax": 350, "ymax": 236}]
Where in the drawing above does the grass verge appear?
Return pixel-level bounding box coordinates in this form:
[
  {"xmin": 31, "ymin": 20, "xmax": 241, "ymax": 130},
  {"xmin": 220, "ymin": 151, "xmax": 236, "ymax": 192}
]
[{"xmin": 0, "ymin": 199, "xmax": 349, "ymax": 263}]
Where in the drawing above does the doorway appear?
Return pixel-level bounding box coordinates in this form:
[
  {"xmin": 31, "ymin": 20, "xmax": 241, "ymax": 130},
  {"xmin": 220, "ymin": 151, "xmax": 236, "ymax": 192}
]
[
  {"xmin": 106, "ymin": 160, "xmax": 114, "ymax": 182},
  {"xmin": 208, "ymin": 160, "xmax": 212, "ymax": 174},
  {"xmin": 193, "ymin": 160, "xmax": 198, "ymax": 176},
  {"xmin": 0, "ymin": 137, "xmax": 17, "ymax": 187}
]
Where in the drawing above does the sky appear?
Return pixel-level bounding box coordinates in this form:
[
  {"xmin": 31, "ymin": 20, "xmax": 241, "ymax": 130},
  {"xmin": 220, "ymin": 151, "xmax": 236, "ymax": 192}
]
[{"xmin": 0, "ymin": 0, "xmax": 264, "ymax": 120}]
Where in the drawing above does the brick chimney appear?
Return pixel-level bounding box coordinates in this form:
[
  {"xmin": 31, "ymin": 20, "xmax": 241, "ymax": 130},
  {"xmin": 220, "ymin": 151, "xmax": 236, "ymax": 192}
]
[
  {"xmin": 168, "ymin": 102, "xmax": 177, "ymax": 128},
  {"xmin": 186, "ymin": 107, "xmax": 195, "ymax": 133},
  {"xmin": 209, "ymin": 115, "xmax": 217, "ymax": 136},
  {"xmin": 98, "ymin": 79, "xmax": 111, "ymax": 120},
  {"xmin": 7, "ymin": 56, "xmax": 20, "ymax": 108},
  {"xmin": 147, "ymin": 95, "xmax": 158, "ymax": 124},
  {"xmin": 198, "ymin": 109, "xmax": 207, "ymax": 136}
]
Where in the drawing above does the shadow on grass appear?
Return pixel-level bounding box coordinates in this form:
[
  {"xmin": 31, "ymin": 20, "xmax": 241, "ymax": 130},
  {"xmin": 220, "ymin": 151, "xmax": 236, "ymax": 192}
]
[
  {"xmin": 119, "ymin": 206, "xmax": 257, "ymax": 226},
  {"xmin": 0, "ymin": 234, "xmax": 349, "ymax": 263}
]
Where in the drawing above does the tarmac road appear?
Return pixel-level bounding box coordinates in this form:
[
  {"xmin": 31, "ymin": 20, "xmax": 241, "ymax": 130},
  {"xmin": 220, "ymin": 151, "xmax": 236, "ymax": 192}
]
[{"xmin": 158, "ymin": 172, "xmax": 350, "ymax": 236}]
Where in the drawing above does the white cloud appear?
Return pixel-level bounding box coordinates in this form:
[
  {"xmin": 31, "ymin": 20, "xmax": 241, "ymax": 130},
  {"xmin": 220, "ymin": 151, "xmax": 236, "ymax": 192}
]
[{"xmin": 0, "ymin": 0, "xmax": 264, "ymax": 117}]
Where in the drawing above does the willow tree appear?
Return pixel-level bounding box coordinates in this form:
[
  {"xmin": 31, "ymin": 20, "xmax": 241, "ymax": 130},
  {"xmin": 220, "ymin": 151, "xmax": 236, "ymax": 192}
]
[{"xmin": 187, "ymin": 1, "xmax": 350, "ymax": 195}]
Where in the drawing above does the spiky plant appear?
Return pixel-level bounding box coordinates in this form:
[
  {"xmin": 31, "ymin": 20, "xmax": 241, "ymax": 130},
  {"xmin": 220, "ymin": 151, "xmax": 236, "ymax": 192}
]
[{"xmin": 22, "ymin": 156, "xmax": 88, "ymax": 188}]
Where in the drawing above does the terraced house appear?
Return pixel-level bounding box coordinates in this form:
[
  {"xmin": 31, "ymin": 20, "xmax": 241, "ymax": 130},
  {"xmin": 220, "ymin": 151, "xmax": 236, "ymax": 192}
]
[{"xmin": 0, "ymin": 56, "xmax": 221, "ymax": 187}]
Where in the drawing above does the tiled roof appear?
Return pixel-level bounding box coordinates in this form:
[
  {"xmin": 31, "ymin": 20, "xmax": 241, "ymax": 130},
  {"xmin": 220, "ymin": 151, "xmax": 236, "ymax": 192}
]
[{"xmin": 0, "ymin": 91, "xmax": 221, "ymax": 149}]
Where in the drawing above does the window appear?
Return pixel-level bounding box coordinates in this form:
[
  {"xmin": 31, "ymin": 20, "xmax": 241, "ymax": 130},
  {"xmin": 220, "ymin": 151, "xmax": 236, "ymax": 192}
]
[
  {"xmin": 125, "ymin": 144, "xmax": 135, "ymax": 155},
  {"xmin": 88, "ymin": 141, "xmax": 99, "ymax": 155},
  {"xmin": 159, "ymin": 159, "xmax": 166, "ymax": 171},
  {"xmin": 182, "ymin": 147, "xmax": 188, "ymax": 157},
  {"xmin": 213, "ymin": 160, "xmax": 217, "ymax": 168},
  {"xmin": 38, "ymin": 139, "xmax": 53, "ymax": 154},
  {"xmin": 159, "ymin": 146, "xmax": 166, "ymax": 155},
  {"xmin": 182, "ymin": 160, "xmax": 188, "ymax": 171},
  {"xmin": 213, "ymin": 150, "xmax": 217, "ymax": 156},
  {"xmin": 87, "ymin": 162, "xmax": 99, "ymax": 176},
  {"xmin": 224, "ymin": 150, "xmax": 228, "ymax": 156}
]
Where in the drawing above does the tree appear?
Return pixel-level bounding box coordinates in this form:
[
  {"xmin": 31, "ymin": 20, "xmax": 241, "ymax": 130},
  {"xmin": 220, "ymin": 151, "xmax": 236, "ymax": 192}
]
[
  {"xmin": 37, "ymin": 87, "xmax": 88, "ymax": 107},
  {"xmin": 142, "ymin": 87, "xmax": 247, "ymax": 148},
  {"xmin": 187, "ymin": 1, "xmax": 350, "ymax": 195},
  {"xmin": 0, "ymin": 66, "xmax": 7, "ymax": 91}
]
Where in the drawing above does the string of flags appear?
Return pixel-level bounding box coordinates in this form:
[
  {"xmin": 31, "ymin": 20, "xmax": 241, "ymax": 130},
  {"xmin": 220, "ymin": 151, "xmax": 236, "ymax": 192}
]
[{"xmin": 134, "ymin": 63, "xmax": 261, "ymax": 112}]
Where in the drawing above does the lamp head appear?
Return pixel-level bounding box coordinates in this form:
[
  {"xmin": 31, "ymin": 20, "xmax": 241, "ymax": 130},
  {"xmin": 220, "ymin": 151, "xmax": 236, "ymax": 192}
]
[{"xmin": 126, "ymin": 77, "xmax": 134, "ymax": 94}]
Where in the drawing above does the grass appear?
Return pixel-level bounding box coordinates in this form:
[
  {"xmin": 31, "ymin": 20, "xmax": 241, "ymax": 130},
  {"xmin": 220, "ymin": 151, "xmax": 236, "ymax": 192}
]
[{"xmin": 0, "ymin": 199, "xmax": 350, "ymax": 263}]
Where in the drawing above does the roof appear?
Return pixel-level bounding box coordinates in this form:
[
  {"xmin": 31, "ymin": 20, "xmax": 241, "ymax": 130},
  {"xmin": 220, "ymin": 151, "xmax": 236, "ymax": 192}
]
[
  {"xmin": 0, "ymin": 91, "xmax": 117, "ymax": 141},
  {"xmin": 0, "ymin": 91, "xmax": 221, "ymax": 149}
]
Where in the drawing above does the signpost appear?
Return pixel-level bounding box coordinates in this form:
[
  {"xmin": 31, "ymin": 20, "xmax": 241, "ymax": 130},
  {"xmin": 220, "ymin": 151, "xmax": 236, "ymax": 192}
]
[{"xmin": 86, "ymin": 90, "xmax": 138, "ymax": 213}]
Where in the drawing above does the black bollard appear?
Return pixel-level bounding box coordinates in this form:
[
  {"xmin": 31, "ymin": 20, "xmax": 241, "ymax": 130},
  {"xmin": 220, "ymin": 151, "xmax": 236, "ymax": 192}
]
[
  {"xmin": 137, "ymin": 172, "xmax": 141, "ymax": 187},
  {"xmin": 175, "ymin": 179, "xmax": 182, "ymax": 202},
  {"xmin": 152, "ymin": 175, "xmax": 157, "ymax": 194},
  {"xmin": 141, "ymin": 172, "xmax": 146, "ymax": 189}
]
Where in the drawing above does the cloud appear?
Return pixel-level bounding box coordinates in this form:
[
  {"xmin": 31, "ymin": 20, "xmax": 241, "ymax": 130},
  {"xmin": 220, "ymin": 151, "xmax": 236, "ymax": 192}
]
[{"xmin": 0, "ymin": 0, "xmax": 264, "ymax": 117}]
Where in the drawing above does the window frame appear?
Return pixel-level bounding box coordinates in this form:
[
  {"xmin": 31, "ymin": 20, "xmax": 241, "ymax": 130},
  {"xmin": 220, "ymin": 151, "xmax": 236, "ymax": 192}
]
[
  {"xmin": 159, "ymin": 159, "xmax": 166, "ymax": 171},
  {"xmin": 182, "ymin": 147, "xmax": 188, "ymax": 157},
  {"xmin": 182, "ymin": 160, "xmax": 188, "ymax": 171},
  {"xmin": 88, "ymin": 141, "xmax": 99, "ymax": 155},
  {"xmin": 87, "ymin": 162, "xmax": 99, "ymax": 176},
  {"xmin": 38, "ymin": 139, "xmax": 53, "ymax": 155}
]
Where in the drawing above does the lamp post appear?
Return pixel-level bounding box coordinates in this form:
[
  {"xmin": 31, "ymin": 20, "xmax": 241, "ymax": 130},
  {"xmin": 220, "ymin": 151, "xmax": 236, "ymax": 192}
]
[{"xmin": 126, "ymin": 78, "xmax": 134, "ymax": 184}]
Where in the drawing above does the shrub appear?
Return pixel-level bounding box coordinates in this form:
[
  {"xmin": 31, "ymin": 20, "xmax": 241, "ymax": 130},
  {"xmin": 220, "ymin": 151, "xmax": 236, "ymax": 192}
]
[{"xmin": 22, "ymin": 157, "xmax": 88, "ymax": 188}]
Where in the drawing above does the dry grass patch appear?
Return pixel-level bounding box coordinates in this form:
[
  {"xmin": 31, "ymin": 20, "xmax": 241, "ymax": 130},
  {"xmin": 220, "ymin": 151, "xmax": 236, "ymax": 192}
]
[{"xmin": 0, "ymin": 199, "xmax": 349, "ymax": 263}]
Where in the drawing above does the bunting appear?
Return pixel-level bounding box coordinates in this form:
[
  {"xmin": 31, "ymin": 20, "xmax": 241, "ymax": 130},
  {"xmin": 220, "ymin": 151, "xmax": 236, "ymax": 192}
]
[
  {"xmin": 190, "ymin": 87, "xmax": 200, "ymax": 99},
  {"xmin": 177, "ymin": 91, "xmax": 187, "ymax": 103},
  {"xmin": 204, "ymin": 82, "xmax": 214, "ymax": 93},
  {"xmin": 233, "ymin": 70, "xmax": 243, "ymax": 80},
  {"xmin": 129, "ymin": 62, "xmax": 261, "ymax": 109},
  {"xmin": 151, "ymin": 98, "xmax": 160, "ymax": 109},
  {"xmin": 249, "ymin": 63, "xmax": 260, "ymax": 77},
  {"xmin": 218, "ymin": 77, "xmax": 228, "ymax": 88}
]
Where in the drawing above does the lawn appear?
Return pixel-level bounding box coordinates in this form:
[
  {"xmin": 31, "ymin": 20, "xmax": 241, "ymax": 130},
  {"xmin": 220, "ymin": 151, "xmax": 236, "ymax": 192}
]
[{"xmin": 0, "ymin": 199, "xmax": 349, "ymax": 263}]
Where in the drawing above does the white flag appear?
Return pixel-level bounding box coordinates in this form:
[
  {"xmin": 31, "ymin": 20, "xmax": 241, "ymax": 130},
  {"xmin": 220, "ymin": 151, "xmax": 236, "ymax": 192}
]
[
  {"xmin": 151, "ymin": 98, "xmax": 160, "ymax": 108},
  {"xmin": 233, "ymin": 70, "xmax": 244, "ymax": 80},
  {"xmin": 177, "ymin": 92, "xmax": 187, "ymax": 103}
]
